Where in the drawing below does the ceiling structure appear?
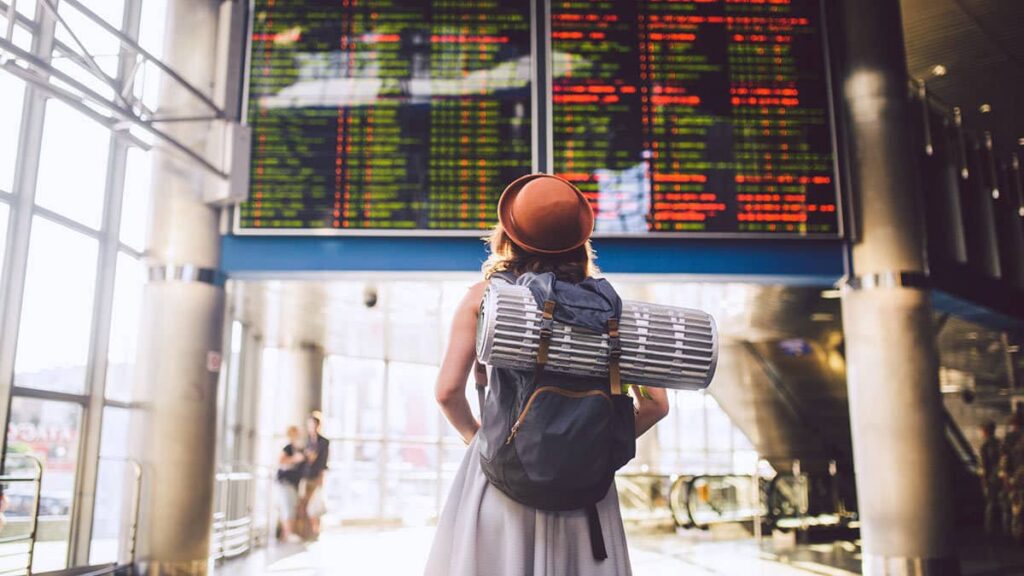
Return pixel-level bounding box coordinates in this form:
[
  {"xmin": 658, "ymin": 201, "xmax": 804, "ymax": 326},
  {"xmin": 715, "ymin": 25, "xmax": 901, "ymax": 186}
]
[{"xmin": 901, "ymin": 0, "xmax": 1024, "ymax": 152}]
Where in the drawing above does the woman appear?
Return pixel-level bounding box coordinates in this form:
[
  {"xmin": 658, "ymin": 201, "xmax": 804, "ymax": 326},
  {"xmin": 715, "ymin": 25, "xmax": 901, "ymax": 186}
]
[
  {"xmin": 426, "ymin": 174, "xmax": 670, "ymax": 575},
  {"xmin": 276, "ymin": 425, "xmax": 305, "ymax": 543}
]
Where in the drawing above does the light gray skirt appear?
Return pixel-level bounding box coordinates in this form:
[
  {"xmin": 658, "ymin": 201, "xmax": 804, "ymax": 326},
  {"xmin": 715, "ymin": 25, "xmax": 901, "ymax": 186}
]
[{"xmin": 424, "ymin": 436, "xmax": 632, "ymax": 576}]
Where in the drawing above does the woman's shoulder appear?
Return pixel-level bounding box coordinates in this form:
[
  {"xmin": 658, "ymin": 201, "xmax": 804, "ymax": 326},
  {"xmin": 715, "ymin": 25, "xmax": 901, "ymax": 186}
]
[
  {"xmin": 466, "ymin": 280, "xmax": 488, "ymax": 301},
  {"xmin": 453, "ymin": 280, "xmax": 489, "ymax": 319}
]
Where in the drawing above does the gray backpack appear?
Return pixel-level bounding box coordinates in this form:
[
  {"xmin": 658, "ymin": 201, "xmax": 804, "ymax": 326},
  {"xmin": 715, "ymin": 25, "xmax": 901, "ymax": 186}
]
[{"xmin": 475, "ymin": 271, "xmax": 636, "ymax": 561}]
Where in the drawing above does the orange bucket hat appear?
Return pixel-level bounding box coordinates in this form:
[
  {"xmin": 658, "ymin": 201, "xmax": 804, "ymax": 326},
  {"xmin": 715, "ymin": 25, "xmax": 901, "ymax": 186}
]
[{"xmin": 497, "ymin": 173, "xmax": 595, "ymax": 255}]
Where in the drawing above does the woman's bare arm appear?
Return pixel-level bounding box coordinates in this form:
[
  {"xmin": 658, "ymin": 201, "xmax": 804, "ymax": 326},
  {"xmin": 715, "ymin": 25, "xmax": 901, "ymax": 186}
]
[
  {"xmin": 634, "ymin": 386, "xmax": 670, "ymax": 438},
  {"xmin": 435, "ymin": 281, "xmax": 488, "ymax": 444}
]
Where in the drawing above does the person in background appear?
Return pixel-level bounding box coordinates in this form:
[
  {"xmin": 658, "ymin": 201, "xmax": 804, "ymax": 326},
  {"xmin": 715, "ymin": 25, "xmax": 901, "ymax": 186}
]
[
  {"xmin": 1001, "ymin": 416, "xmax": 1024, "ymax": 538},
  {"xmin": 276, "ymin": 425, "xmax": 305, "ymax": 543},
  {"xmin": 302, "ymin": 411, "xmax": 330, "ymax": 540},
  {"xmin": 979, "ymin": 421, "xmax": 1002, "ymax": 537}
]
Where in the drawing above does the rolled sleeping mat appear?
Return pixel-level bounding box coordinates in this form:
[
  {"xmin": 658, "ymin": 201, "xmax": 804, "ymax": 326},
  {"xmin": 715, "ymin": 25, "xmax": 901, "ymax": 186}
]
[{"xmin": 476, "ymin": 282, "xmax": 718, "ymax": 390}]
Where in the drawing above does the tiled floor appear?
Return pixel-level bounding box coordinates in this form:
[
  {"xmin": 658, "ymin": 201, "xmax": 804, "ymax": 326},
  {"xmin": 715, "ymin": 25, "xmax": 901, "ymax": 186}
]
[{"xmin": 216, "ymin": 527, "xmax": 861, "ymax": 576}]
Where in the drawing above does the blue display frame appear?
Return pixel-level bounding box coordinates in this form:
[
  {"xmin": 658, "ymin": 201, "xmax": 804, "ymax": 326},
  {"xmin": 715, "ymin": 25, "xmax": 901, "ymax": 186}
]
[{"xmin": 221, "ymin": 235, "xmax": 846, "ymax": 284}]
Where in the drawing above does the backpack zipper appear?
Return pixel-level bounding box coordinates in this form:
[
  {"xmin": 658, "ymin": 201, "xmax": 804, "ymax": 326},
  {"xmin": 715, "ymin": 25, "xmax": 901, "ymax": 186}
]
[{"xmin": 505, "ymin": 386, "xmax": 613, "ymax": 445}]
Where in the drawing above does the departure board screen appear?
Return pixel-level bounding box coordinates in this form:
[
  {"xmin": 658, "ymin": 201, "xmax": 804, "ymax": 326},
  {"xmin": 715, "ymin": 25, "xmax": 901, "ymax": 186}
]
[
  {"xmin": 237, "ymin": 0, "xmax": 532, "ymax": 232},
  {"xmin": 552, "ymin": 0, "xmax": 840, "ymax": 235}
]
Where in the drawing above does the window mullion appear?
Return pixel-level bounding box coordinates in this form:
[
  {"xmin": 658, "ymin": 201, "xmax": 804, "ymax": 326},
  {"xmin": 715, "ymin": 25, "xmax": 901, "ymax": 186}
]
[
  {"xmin": 0, "ymin": 0, "xmax": 60, "ymax": 471},
  {"xmin": 69, "ymin": 0, "xmax": 145, "ymax": 564}
]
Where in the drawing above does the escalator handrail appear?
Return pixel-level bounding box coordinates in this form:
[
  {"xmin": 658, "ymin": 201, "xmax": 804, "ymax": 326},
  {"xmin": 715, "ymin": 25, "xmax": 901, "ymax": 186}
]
[
  {"xmin": 942, "ymin": 409, "xmax": 979, "ymax": 473},
  {"xmin": 683, "ymin": 474, "xmax": 759, "ymax": 529},
  {"xmin": 667, "ymin": 475, "xmax": 693, "ymax": 528}
]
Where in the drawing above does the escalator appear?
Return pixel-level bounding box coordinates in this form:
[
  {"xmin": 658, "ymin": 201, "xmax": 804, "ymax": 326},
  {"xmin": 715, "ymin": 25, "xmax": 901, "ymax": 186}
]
[{"xmin": 703, "ymin": 288, "xmax": 999, "ymax": 536}]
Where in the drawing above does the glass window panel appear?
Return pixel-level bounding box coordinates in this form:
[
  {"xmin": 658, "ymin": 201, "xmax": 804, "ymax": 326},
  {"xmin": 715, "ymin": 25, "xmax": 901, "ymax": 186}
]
[
  {"xmin": 732, "ymin": 450, "xmax": 758, "ymax": 475},
  {"xmin": 0, "ymin": 202, "xmax": 8, "ymax": 295},
  {"xmin": 54, "ymin": 1, "xmax": 124, "ymax": 77},
  {"xmin": 329, "ymin": 307, "xmax": 384, "ymax": 359},
  {"xmin": 51, "ymin": 56, "xmax": 117, "ymax": 101},
  {"xmin": 322, "ymin": 356, "xmax": 384, "ymax": 438},
  {"xmin": 120, "ymin": 147, "xmax": 152, "ymax": 250},
  {"xmin": 12, "ymin": 21, "xmax": 34, "ymax": 51},
  {"xmin": 383, "ymin": 443, "xmax": 439, "ymax": 524},
  {"xmin": 16, "ymin": 0, "xmax": 37, "ymax": 19},
  {"xmin": 35, "ymin": 99, "xmax": 110, "ymax": 228},
  {"xmin": 14, "ymin": 217, "xmax": 98, "ymax": 393},
  {"xmin": 387, "ymin": 311, "xmax": 440, "ymax": 364},
  {"xmin": 72, "ymin": 0, "xmax": 124, "ymax": 25},
  {"xmin": 90, "ymin": 407, "xmax": 135, "ymax": 564},
  {"xmin": 441, "ymin": 444, "xmax": 468, "ymax": 489},
  {"xmin": 0, "ymin": 74, "xmax": 25, "ymax": 193},
  {"xmin": 324, "ymin": 439, "xmax": 381, "ymax": 521},
  {"xmin": 138, "ymin": 0, "xmax": 167, "ymax": 60},
  {"xmin": 673, "ymin": 390, "xmax": 707, "ymax": 452},
  {"xmin": 387, "ymin": 362, "xmax": 439, "ymax": 440},
  {"xmin": 105, "ymin": 252, "xmax": 146, "ymax": 402},
  {"xmin": 136, "ymin": 0, "xmax": 167, "ymax": 109},
  {"xmin": 4, "ymin": 397, "xmax": 83, "ymax": 572},
  {"xmin": 705, "ymin": 394, "xmax": 734, "ymax": 453}
]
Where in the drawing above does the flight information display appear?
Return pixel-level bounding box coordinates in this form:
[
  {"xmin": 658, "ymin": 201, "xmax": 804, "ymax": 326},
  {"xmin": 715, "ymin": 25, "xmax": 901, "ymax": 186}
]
[
  {"xmin": 552, "ymin": 0, "xmax": 840, "ymax": 235},
  {"xmin": 237, "ymin": 0, "xmax": 532, "ymax": 232}
]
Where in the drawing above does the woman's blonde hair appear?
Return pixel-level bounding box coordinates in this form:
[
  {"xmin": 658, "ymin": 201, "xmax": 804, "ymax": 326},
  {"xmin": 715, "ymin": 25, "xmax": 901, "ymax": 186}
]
[{"xmin": 481, "ymin": 223, "xmax": 599, "ymax": 283}]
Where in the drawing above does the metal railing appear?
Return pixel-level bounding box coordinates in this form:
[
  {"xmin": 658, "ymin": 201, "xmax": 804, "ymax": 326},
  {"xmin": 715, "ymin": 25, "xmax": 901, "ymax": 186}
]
[
  {"xmin": 211, "ymin": 465, "xmax": 255, "ymax": 562},
  {"xmin": 0, "ymin": 453, "xmax": 43, "ymax": 576},
  {"xmin": 765, "ymin": 472, "xmax": 855, "ymax": 531},
  {"xmin": 671, "ymin": 474, "xmax": 764, "ymax": 530},
  {"xmin": 252, "ymin": 466, "xmax": 275, "ymax": 549},
  {"xmin": 95, "ymin": 457, "xmax": 143, "ymax": 568},
  {"xmin": 614, "ymin": 473, "xmax": 678, "ymax": 528}
]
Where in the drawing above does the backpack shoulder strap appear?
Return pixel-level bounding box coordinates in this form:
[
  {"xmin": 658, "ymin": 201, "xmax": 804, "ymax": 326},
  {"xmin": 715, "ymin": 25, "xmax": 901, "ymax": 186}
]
[
  {"xmin": 490, "ymin": 271, "xmax": 516, "ymax": 284},
  {"xmin": 607, "ymin": 317, "xmax": 623, "ymax": 395},
  {"xmin": 586, "ymin": 504, "xmax": 608, "ymax": 561},
  {"xmin": 505, "ymin": 299, "xmax": 557, "ymax": 445},
  {"xmin": 537, "ymin": 300, "xmax": 556, "ymax": 366},
  {"xmin": 473, "ymin": 360, "xmax": 488, "ymax": 424}
]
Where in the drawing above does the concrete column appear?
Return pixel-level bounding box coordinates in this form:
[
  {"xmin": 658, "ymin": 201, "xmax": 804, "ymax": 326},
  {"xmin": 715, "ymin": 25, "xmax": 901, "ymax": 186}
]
[
  {"xmin": 838, "ymin": 0, "xmax": 958, "ymax": 574},
  {"xmin": 233, "ymin": 328, "xmax": 264, "ymax": 466},
  {"xmin": 263, "ymin": 345, "xmax": 325, "ymax": 437},
  {"xmin": 130, "ymin": 0, "xmax": 224, "ymax": 573}
]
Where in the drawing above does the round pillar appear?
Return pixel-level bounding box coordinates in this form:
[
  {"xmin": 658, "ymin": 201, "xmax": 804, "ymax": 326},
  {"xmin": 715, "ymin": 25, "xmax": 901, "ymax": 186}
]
[
  {"xmin": 263, "ymin": 344, "xmax": 324, "ymax": 436},
  {"xmin": 129, "ymin": 0, "xmax": 224, "ymax": 573},
  {"xmin": 838, "ymin": 0, "xmax": 959, "ymax": 573}
]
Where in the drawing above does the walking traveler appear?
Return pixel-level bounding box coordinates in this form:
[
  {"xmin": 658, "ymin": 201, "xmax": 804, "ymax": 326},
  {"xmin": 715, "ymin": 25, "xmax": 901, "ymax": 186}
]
[
  {"xmin": 276, "ymin": 425, "xmax": 306, "ymax": 542},
  {"xmin": 301, "ymin": 412, "xmax": 330, "ymax": 540},
  {"xmin": 425, "ymin": 174, "xmax": 671, "ymax": 576},
  {"xmin": 979, "ymin": 421, "xmax": 1002, "ymax": 537}
]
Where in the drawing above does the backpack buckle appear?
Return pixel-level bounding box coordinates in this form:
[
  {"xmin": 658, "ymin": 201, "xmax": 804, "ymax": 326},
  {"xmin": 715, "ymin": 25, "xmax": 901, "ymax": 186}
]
[
  {"xmin": 607, "ymin": 318, "xmax": 622, "ymax": 358},
  {"xmin": 539, "ymin": 322, "xmax": 553, "ymax": 340},
  {"xmin": 539, "ymin": 300, "xmax": 556, "ymax": 340},
  {"xmin": 609, "ymin": 340, "xmax": 622, "ymax": 359}
]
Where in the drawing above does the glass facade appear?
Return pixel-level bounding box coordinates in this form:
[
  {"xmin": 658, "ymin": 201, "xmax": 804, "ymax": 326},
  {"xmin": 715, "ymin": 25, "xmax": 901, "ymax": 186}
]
[
  {"xmin": 0, "ymin": 203, "xmax": 8, "ymax": 295},
  {"xmin": 6, "ymin": 397, "xmax": 83, "ymax": 572},
  {"xmin": 0, "ymin": 75, "xmax": 24, "ymax": 195},
  {"xmin": 0, "ymin": 0, "xmax": 162, "ymax": 570},
  {"xmin": 34, "ymin": 100, "xmax": 111, "ymax": 229},
  {"xmin": 14, "ymin": 217, "xmax": 99, "ymax": 394}
]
